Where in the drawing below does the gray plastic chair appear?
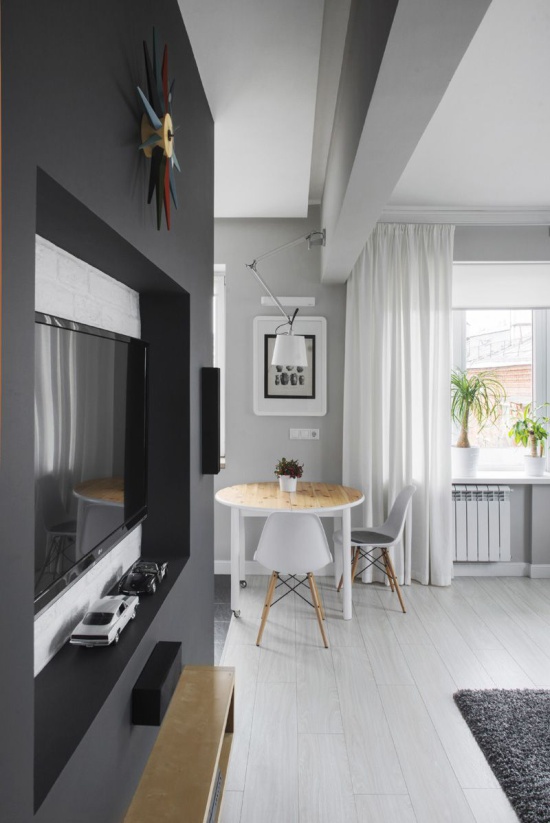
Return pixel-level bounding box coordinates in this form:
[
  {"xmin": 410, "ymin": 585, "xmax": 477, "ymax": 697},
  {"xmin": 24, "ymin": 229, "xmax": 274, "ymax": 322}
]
[
  {"xmin": 35, "ymin": 475, "xmax": 77, "ymax": 589},
  {"xmin": 333, "ymin": 485, "xmax": 416, "ymax": 613}
]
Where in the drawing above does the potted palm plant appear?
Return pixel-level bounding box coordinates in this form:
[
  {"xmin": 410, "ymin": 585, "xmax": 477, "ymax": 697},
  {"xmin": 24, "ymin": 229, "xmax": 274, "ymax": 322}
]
[
  {"xmin": 508, "ymin": 403, "xmax": 549, "ymax": 476},
  {"xmin": 451, "ymin": 369, "xmax": 506, "ymax": 477},
  {"xmin": 274, "ymin": 457, "xmax": 303, "ymax": 492}
]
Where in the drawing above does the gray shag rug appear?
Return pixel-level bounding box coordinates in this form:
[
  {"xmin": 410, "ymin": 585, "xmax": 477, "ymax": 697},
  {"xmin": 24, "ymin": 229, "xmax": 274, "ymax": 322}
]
[{"xmin": 454, "ymin": 689, "xmax": 550, "ymax": 823}]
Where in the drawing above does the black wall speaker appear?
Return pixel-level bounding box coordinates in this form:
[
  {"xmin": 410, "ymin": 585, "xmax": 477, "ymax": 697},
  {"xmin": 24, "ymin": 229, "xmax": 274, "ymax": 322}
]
[
  {"xmin": 201, "ymin": 367, "xmax": 221, "ymax": 474},
  {"xmin": 132, "ymin": 641, "xmax": 182, "ymax": 726}
]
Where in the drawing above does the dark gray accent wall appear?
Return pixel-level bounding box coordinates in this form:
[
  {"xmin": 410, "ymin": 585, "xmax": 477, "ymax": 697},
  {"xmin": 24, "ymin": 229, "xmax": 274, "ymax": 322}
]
[{"xmin": 0, "ymin": 2, "xmax": 214, "ymax": 822}]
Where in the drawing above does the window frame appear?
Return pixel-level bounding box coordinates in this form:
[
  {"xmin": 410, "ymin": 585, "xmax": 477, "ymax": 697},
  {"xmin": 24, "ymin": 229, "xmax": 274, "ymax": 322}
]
[{"xmin": 452, "ymin": 290, "xmax": 550, "ymax": 470}]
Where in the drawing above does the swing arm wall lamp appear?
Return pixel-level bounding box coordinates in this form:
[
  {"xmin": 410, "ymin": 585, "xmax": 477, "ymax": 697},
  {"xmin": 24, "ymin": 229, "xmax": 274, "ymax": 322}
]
[{"xmin": 245, "ymin": 229, "xmax": 326, "ymax": 366}]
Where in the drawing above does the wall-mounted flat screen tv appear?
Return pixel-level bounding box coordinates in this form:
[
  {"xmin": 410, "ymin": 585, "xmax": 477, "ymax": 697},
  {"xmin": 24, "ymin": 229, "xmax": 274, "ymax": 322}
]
[{"xmin": 34, "ymin": 313, "xmax": 148, "ymax": 614}]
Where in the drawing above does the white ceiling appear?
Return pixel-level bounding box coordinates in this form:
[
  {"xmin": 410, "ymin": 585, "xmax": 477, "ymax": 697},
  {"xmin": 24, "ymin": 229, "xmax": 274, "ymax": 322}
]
[
  {"xmin": 179, "ymin": 0, "xmax": 550, "ymax": 224},
  {"xmin": 178, "ymin": 0, "xmax": 330, "ymax": 218},
  {"xmin": 388, "ymin": 0, "xmax": 550, "ymax": 218}
]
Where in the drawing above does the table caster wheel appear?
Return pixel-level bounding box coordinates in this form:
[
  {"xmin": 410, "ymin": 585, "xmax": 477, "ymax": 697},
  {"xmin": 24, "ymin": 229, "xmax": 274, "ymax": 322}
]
[
  {"xmin": 232, "ymin": 610, "xmax": 241, "ymax": 618},
  {"xmin": 240, "ymin": 580, "xmax": 247, "ymax": 588}
]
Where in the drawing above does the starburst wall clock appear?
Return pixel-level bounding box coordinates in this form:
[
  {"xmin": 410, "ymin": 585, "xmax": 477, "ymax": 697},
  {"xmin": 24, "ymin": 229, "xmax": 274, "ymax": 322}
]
[{"xmin": 137, "ymin": 29, "xmax": 180, "ymax": 230}]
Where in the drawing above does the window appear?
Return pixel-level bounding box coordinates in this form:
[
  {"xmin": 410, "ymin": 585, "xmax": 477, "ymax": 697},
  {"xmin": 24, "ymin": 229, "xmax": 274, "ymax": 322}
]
[
  {"xmin": 213, "ymin": 267, "xmax": 226, "ymax": 462},
  {"xmin": 452, "ymin": 262, "xmax": 550, "ymax": 470},
  {"xmin": 453, "ymin": 309, "xmax": 533, "ymax": 469}
]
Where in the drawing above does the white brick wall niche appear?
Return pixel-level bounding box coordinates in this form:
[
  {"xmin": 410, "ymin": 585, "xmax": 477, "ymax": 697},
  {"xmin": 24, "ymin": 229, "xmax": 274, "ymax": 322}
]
[{"xmin": 34, "ymin": 235, "xmax": 142, "ymax": 675}]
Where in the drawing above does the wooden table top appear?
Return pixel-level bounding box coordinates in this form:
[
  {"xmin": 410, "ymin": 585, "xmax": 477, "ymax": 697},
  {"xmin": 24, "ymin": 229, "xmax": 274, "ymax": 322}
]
[
  {"xmin": 215, "ymin": 481, "xmax": 363, "ymax": 512},
  {"xmin": 74, "ymin": 476, "xmax": 124, "ymax": 504}
]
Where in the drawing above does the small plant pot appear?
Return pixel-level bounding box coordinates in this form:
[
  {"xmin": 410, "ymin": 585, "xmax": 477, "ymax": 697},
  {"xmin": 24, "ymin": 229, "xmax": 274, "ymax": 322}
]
[
  {"xmin": 451, "ymin": 446, "xmax": 480, "ymax": 478},
  {"xmin": 279, "ymin": 476, "xmax": 297, "ymax": 492},
  {"xmin": 524, "ymin": 455, "xmax": 546, "ymax": 477}
]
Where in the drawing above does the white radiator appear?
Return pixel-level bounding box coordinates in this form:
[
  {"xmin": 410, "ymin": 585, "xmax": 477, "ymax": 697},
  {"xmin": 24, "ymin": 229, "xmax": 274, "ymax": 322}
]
[{"xmin": 452, "ymin": 485, "xmax": 511, "ymax": 562}]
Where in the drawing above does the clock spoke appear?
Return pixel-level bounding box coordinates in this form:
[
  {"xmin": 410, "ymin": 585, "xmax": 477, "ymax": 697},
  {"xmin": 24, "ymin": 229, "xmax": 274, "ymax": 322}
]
[
  {"xmin": 152, "ymin": 28, "xmax": 165, "ymax": 115},
  {"xmin": 148, "ymin": 147, "xmax": 163, "ymax": 204},
  {"xmin": 143, "ymin": 41, "xmax": 162, "ymax": 116},
  {"xmin": 139, "ymin": 134, "xmax": 162, "ymax": 151},
  {"xmin": 137, "ymin": 86, "xmax": 162, "ymax": 130},
  {"xmin": 162, "ymin": 45, "xmax": 170, "ymax": 116},
  {"xmin": 169, "ymin": 164, "xmax": 179, "ymax": 209},
  {"xmin": 172, "ymin": 150, "xmax": 181, "ymax": 173},
  {"xmin": 157, "ymin": 155, "xmax": 167, "ymax": 230},
  {"xmin": 164, "ymin": 157, "xmax": 171, "ymax": 230},
  {"xmin": 168, "ymin": 79, "xmax": 175, "ymax": 116}
]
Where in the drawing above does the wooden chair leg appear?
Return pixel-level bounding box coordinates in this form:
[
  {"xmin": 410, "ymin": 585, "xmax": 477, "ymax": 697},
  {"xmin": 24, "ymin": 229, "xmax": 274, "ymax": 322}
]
[
  {"xmin": 351, "ymin": 546, "xmax": 362, "ymax": 583},
  {"xmin": 256, "ymin": 571, "xmax": 278, "ymax": 646},
  {"xmin": 337, "ymin": 546, "xmax": 360, "ymax": 592},
  {"xmin": 310, "ymin": 573, "xmax": 325, "ymax": 620},
  {"xmin": 308, "ymin": 573, "xmax": 329, "ymax": 648},
  {"xmin": 381, "ymin": 549, "xmax": 395, "ymax": 592},
  {"xmin": 383, "ymin": 550, "xmax": 406, "ymax": 613}
]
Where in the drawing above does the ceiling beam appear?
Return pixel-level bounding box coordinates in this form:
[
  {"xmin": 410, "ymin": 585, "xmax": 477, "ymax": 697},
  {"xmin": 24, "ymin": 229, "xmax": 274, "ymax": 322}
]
[{"xmin": 321, "ymin": 0, "xmax": 493, "ymax": 283}]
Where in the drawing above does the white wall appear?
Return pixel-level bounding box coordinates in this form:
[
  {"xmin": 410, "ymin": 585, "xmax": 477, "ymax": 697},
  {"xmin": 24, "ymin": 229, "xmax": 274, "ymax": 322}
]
[
  {"xmin": 454, "ymin": 225, "xmax": 550, "ymax": 262},
  {"xmin": 34, "ymin": 236, "xmax": 141, "ymax": 675},
  {"xmin": 213, "ymin": 208, "xmax": 347, "ymax": 567}
]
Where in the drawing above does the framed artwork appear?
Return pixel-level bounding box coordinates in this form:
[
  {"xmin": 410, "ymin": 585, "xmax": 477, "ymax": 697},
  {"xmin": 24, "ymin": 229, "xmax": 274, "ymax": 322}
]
[
  {"xmin": 253, "ymin": 316, "xmax": 326, "ymax": 416},
  {"xmin": 264, "ymin": 335, "xmax": 315, "ymax": 399}
]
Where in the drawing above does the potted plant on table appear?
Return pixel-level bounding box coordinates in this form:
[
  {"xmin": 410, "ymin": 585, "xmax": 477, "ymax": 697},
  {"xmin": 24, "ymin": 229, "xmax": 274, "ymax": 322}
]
[
  {"xmin": 508, "ymin": 403, "xmax": 550, "ymax": 477},
  {"xmin": 274, "ymin": 457, "xmax": 303, "ymax": 492},
  {"xmin": 451, "ymin": 369, "xmax": 506, "ymax": 477}
]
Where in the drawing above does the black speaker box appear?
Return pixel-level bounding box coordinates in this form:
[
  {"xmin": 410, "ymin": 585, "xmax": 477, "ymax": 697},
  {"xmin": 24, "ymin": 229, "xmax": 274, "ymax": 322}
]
[
  {"xmin": 132, "ymin": 641, "xmax": 182, "ymax": 726},
  {"xmin": 201, "ymin": 366, "xmax": 221, "ymax": 474}
]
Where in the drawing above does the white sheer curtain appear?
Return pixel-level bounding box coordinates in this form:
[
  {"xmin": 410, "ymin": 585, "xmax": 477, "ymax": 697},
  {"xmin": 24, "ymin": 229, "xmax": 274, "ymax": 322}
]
[{"xmin": 342, "ymin": 223, "xmax": 454, "ymax": 586}]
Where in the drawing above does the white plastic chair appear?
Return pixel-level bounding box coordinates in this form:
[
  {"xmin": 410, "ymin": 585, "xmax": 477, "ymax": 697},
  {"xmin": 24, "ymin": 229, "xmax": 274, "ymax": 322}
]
[
  {"xmin": 334, "ymin": 485, "xmax": 416, "ymax": 613},
  {"xmin": 254, "ymin": 512, "xmax": 333, "ymax": 648}
]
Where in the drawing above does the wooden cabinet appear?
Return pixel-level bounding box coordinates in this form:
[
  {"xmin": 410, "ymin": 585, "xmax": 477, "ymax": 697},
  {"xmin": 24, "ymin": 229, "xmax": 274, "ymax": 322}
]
[{"xmin": 124, "ymin": 665, "xmax": 235, "ymax": 823}]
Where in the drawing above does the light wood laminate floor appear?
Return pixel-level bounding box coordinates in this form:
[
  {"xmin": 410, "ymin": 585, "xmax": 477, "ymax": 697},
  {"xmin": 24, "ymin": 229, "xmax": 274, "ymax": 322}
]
[{"xmin": 215, "ymin": 575, "xmax": 549, "ymax": 823}]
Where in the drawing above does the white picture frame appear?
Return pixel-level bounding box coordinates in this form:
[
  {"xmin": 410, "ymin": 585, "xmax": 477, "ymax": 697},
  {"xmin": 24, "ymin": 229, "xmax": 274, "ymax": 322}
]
[{"xmin": 253, "ymin": 316, "xmax": 327, "ymax": 416}]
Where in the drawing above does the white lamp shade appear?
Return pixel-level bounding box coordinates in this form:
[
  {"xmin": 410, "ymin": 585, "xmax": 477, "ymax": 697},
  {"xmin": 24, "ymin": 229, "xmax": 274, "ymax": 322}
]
[{"xmin": 271, "ymin": 333, "xmax": 308, "ymax": 367}]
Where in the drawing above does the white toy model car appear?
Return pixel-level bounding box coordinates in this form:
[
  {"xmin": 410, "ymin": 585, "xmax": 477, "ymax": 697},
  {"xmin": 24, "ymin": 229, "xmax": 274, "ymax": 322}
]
[{"xmin": 70, "ymin": 595, "xmax": 139, "ymax": 647}]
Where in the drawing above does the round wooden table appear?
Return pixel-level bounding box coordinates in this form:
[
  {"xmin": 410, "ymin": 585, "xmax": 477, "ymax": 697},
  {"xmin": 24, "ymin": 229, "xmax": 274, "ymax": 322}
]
[{"xmin": 215, "ymin": 481, "xmax": 364, "ymax": 619}]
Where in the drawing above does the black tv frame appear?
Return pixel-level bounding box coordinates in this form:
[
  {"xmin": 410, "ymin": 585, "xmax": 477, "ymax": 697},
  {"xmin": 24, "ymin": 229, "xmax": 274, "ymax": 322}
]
[{"xmin": 34, "ymin": 312, "xmax": 149, "ymax": 616}]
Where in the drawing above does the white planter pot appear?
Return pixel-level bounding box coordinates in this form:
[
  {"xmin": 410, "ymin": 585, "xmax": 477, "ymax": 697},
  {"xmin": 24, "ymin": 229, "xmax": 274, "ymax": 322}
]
[
  {"xmin": 524, "ymin": 455, "xmax": 546, "ymax": 477},
  {"xmin": 451, "ymin": 446, "xmax": 480, "ymax": 478},
  {"xmin": 279, "ymin": 476, "xmax": 297, "ymax": 492}
]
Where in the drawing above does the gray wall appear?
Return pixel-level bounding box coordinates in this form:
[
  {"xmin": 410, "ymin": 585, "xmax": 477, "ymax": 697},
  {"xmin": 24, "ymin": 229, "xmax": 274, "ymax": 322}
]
[
  {"xmin": 455, "ymin": 225, "xmax": 550, "ymax": 261},
  {"xmin": 214, "ymin": 208, "xmax": 346, "ymax": 563}
]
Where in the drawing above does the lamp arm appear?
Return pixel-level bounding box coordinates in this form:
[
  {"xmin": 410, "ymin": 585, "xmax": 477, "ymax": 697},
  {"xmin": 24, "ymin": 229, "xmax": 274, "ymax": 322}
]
[
  {"xmin": 245, "ymin": 262, "xmax": 293, "ymax": 326},
  {"xmin": 249, "ymin": 229, "xmax": 325, "ymax": 265},
  {"xmin": 245, "ymin": 229, "xmax": 325, "ymax": 331}
]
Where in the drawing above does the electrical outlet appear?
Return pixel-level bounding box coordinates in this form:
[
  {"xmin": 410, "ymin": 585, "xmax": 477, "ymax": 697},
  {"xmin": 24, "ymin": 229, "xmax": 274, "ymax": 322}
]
[{"xmin": 310, "ymin": 429, "xmax": 319, "ymax": 440}]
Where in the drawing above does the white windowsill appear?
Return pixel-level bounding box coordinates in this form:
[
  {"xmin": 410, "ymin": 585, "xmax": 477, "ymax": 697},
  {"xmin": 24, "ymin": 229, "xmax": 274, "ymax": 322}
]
[{"xmin": 452, "ymin": 471, "xmax": 550, "ymax": 485}]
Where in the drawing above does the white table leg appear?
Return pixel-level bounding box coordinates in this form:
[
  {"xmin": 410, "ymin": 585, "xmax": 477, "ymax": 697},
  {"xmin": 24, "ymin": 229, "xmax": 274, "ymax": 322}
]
[
  {"xmin": 342, "ymin": 507, "xmax": 352, "ymax": 620},
  {"xmin": 239, "ymin": 511, "xmax": 246, "ymax": 587},
  {"xmin": 230, "ymin": 507, "xmax": 241, "ymax": 616},
  {"xmin": 333, "ymin": 515, "xmax": 343, "ymax": 589}
]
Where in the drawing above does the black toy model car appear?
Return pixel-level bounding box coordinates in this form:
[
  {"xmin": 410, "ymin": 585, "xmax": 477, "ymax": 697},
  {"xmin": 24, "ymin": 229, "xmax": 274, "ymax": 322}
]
[{"xmin": 118, "ymin": 559, "xmax": 167, "ymax": 595}]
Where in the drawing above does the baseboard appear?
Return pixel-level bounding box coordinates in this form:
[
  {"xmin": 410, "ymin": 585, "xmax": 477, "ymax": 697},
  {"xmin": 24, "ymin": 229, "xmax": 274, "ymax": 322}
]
[
  {"xmin": 214, "ymin": 560, "xmax": 335, "ymax": 576},
  {"xmin": 217, "ymin": 559, "xmax": 546, "ymax": 579},
  {"xmin": 453, "ymin": 562, "xmax": 529, "ymax": 577}
]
